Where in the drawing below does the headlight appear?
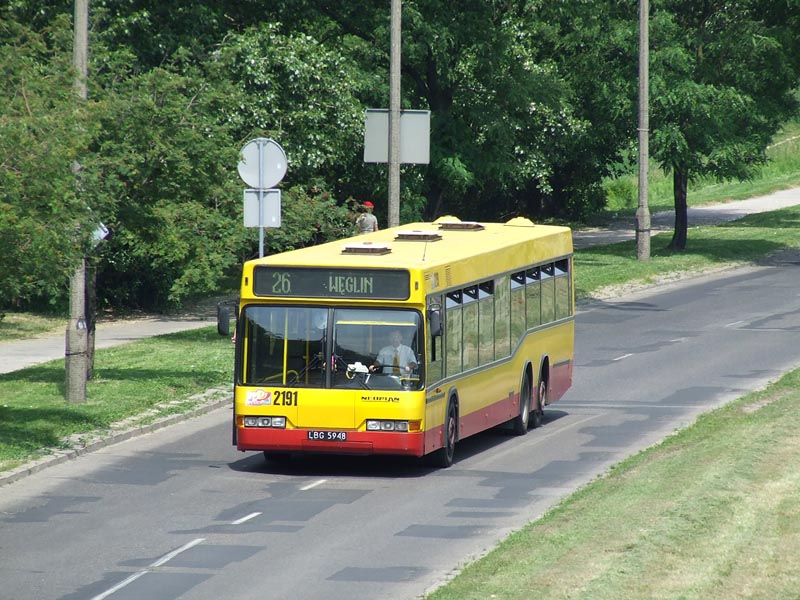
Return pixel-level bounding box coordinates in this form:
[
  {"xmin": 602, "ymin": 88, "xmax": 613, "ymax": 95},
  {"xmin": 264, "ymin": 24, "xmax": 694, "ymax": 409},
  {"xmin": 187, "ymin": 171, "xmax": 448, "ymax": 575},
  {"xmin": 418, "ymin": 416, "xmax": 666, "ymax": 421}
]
[
  {"xmin": 242, "ymin": 416, "xmax": 286, "ymax": 428},
  {"xmin": 366, "ymin": 419, "xmax": 409, "ymax": 432}
]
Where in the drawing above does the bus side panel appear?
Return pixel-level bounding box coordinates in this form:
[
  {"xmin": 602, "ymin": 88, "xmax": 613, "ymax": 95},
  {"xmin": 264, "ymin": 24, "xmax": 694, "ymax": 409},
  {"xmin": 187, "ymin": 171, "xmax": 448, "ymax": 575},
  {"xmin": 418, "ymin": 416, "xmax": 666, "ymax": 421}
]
[
  {"xmin": 423, "ymin": 392, "xmax": 447, "ymax": 454},
  {"xmin": 549, "ymin": 359, "xmax": 573, "ymax": 402},
  {"xmin": 433, "ymin": 319, "xmax": 574, "ymax": 444},
  {"xmin": 457, "ymin": 368, "xmax": 519, "ymax": 439},
  {"xmin": 541, "ymin": 321, "xmax": 574, "ymax": 403},
  {"xmin": 423, "ymin": 367, "xmax": 521, "ymax": 452},
  {"xmin": 459, "ymin": 391, "xmax": 520, "ymax": 439}
]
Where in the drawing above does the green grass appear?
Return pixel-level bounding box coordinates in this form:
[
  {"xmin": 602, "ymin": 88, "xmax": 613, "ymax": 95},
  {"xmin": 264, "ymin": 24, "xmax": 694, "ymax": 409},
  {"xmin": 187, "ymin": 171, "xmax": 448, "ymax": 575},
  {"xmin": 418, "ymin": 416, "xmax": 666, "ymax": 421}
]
[
  {"xmin": 575, "ymin": 206, "xmax": 800, "ymax": 300},
  {"xmin": 0, "ymin": 312, "xmax": 65, "ymax": 341},
  {"xmin": 0, "ymin": 328, "xmax": 233, "ymax": 472},
  {"xmin": 425, "ymin": 370, "xmax": 800, "ymax": 600}
]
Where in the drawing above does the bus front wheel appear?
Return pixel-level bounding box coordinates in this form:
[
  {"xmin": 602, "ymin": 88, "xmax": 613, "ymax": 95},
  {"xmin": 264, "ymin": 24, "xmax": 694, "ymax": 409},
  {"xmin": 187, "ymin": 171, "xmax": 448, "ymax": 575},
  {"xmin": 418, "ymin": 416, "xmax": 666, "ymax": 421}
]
[{"xmin": 430, "ymin": 400, "xmax": 457, "ymax": 468}]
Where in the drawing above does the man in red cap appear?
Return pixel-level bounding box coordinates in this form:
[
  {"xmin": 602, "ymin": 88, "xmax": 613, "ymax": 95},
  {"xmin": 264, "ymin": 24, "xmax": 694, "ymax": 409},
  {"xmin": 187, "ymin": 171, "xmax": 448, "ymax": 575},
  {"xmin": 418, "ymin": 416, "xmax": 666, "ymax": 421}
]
[{"xmin": 356, "ymin": 200, "xmax": 379, "ymax": 234}]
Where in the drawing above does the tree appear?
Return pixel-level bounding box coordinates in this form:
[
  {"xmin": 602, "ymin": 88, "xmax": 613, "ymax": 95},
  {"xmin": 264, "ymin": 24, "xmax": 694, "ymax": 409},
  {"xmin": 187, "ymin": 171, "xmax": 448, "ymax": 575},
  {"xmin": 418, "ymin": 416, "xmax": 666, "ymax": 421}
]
[
  {"xmin": 263, "ymin": 1, "xmax": 600, "ymax": 221},
  {"xmin": 650, "ymin": 0, "xmax": 800, "ymax": 250},
  {"xmin": 213, "ymin": 23, "xmax": 368, "ymax": 189},
  {"xmin": 0, "ymin": 14, "xmax": 103, "ymax": 308}
]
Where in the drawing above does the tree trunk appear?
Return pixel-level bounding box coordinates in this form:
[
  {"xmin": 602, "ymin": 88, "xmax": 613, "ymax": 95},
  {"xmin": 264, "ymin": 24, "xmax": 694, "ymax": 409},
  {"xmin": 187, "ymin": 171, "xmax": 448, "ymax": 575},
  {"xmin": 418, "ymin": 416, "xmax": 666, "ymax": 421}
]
[{"xmin": 668, "ymin": 168, "xmax": 689, "ymax": 250}]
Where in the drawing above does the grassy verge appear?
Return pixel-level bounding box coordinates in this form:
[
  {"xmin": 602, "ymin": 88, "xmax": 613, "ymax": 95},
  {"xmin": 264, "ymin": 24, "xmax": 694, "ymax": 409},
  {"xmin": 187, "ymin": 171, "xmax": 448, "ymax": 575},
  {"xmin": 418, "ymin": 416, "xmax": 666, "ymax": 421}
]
[
  {"xmin": 604, "ymin": 120, "xmax": 800, "ymax": 215},
  {"xmin": 426, "ymin": 369, "xmax": 800, "ymax": 600},
  {"xmin": 575, "ymin": 206, "xmax": 800, "ymax": 300},
  {"xmin": 0, "ymin": 312, "xmax": 66, "ymax": 341},
  {"xmin": 0, "ymin": 328, "xmax": 233, "ymax": 472}
]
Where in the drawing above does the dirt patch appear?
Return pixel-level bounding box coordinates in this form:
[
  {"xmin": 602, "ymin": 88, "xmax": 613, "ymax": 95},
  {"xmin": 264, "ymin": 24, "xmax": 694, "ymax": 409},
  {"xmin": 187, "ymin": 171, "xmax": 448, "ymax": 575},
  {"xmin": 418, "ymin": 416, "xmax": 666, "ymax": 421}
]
[
  {"xmin": 97, "ymin": 294, "xmax": 238, "ymax": 324},
  {"xmin": 585, "ymin": 264, "xmax": 738, "ymax": 301}
]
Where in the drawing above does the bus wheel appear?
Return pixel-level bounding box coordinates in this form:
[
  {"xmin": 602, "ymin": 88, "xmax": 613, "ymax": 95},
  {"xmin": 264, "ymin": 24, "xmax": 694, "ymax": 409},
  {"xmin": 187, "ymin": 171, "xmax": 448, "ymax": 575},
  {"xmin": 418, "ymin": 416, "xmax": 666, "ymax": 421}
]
[
  {"xmin": 531, "ymin": 376, "xmax": 546, "ymax": 429},
  {"xmin": 430, "ymin": 401, "xmax": 457, "ymax": 468},
  {"xmin": 511, "ymin": 371, "xmax": 531, "ymax": 435}
]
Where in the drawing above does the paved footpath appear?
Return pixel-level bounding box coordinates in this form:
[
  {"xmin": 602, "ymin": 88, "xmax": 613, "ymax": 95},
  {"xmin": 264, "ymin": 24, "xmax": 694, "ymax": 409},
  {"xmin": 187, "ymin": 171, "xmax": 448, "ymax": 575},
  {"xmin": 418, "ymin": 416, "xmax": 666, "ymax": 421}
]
[
  {"xmin": 573, "ymin": 186, "xmax": 800, "ymax": 248},
  {"xmin": 2, "ymin": 187, "xmax": 799, "ymax": 375},
  {"xmin": 0, "ymin": 313, "xmax": 218, "ymax": 375}
]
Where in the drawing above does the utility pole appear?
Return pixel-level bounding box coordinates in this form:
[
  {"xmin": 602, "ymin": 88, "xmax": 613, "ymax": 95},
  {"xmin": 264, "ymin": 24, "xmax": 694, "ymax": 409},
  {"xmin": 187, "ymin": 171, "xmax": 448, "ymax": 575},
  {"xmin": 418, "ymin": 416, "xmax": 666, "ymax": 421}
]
[
  {"xmin": 66, "ymin": 0, "xmax": 89, "ymax": 403},
  {"xmin": 388, "ymin": 0, "xmax": 401, "ymax": 228},
  {"xmin": 636, "ymin": 0, "xmax": 651, "ymax": 261}
]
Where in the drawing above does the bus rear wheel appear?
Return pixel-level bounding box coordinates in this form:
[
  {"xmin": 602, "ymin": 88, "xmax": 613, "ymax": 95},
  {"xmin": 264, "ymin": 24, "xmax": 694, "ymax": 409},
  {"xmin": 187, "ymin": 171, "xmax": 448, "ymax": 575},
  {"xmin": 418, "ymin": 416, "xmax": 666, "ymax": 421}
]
[
  {"xmin": 430, "ymin": 401, "xmax": 457, "ymax": 468},
  {"xmin": 531, "ymin": 376, "xmax": 546, "ymax": 429},
  {"xmin": 511, "ymin": 372, "xmax": 531, "ymax": 435}
]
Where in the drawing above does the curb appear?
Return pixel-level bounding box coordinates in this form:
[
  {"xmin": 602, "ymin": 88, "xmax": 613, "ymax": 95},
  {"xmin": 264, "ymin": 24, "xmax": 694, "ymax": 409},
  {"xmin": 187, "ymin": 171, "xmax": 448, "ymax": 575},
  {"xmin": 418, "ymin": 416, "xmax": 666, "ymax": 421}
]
[{"xmin": 0, "ymin": 392, "xmax": 232, "ymax": 488}]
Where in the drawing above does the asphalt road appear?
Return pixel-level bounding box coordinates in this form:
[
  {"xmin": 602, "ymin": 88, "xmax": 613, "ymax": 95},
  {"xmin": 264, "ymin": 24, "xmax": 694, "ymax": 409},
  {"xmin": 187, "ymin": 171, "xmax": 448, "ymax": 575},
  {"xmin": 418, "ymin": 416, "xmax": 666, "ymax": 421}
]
[{"xmin": 2, "ymin": 254, "xmax": 799, "ymax": 600}]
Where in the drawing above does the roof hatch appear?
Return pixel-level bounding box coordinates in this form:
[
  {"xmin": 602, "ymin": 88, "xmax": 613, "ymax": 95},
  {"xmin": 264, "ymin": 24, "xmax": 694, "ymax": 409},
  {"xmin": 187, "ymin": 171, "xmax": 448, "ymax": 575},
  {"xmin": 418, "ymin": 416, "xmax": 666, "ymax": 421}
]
[
  {"xmin": 341, "ymin": 241, "xmax": 392, "ymax": 255},
  {"xmin": 394, "ymin": 229, "xmax": 442, "ymax": 242},
  {"xmin": 437, "ymin": 220, "xmax": 485, "ymax": 231}
]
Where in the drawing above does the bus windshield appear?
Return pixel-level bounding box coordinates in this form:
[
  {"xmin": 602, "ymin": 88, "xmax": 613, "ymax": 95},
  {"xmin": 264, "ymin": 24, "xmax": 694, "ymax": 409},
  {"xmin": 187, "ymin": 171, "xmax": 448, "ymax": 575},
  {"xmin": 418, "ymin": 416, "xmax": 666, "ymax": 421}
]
[{"xmin": 240, "ymin": 306, "xmax": 423, "ymax": 391}]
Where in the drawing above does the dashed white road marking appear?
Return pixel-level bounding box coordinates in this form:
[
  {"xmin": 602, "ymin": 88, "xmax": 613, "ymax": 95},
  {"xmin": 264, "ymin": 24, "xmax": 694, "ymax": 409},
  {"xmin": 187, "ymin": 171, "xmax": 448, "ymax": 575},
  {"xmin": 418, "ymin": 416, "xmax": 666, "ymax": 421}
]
[
  {"xmin": 231, "ymin": 512, "xmax": 262, "ymax": 525},
  {"xmin": 91, "ymin": 538, "xmax": 206, "ymax": 600},
  {"xmin": 726, "ymin": 320, "xmax": 746, "ymax": 327},
  {"xmin": 300, "ymin": 479, "xmax": 327, "ymax": 491}
]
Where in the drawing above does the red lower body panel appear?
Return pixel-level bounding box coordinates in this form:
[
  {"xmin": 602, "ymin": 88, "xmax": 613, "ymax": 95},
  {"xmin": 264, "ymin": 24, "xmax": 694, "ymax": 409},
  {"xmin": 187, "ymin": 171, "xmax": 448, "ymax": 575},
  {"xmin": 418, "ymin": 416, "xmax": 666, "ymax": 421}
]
[
  {"xmin": 237, "ymin": 427, "xmax": 426, "ymax": 457},
  {"xmin": 550, "ymin": 359, "xmax": 573, "ymax": 402}
]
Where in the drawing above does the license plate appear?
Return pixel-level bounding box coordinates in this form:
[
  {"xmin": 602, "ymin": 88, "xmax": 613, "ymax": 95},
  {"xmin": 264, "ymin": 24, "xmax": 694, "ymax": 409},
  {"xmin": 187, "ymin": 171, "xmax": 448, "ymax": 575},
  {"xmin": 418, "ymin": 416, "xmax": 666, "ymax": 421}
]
[{"xmin": 307, "ymin": 430, "xmax": 347, "ymax": 442}]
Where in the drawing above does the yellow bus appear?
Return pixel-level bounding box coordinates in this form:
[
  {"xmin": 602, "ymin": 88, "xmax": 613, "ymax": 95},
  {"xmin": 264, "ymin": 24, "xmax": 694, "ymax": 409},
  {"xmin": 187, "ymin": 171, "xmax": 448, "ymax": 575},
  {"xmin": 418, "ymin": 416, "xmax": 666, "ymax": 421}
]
[{"xmin": 228, "ymin": 216, "xmax": 574, "ymax": 467}]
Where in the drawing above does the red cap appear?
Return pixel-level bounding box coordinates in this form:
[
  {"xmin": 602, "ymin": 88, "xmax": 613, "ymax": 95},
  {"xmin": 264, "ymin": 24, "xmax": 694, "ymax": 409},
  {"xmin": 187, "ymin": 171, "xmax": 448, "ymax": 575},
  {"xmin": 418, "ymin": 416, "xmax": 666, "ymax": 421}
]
[{"xmin": 363, "ymin": 201, "xmax": 374, "ymax": 209}]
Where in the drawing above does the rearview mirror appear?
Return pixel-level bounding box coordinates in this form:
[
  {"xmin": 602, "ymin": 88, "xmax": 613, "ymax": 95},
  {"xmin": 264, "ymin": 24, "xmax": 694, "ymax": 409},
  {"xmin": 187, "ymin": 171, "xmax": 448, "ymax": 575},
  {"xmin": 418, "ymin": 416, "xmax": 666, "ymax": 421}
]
[
  {"xmin": 217, "ymin": 303, "xmax": 230, "ymax": 337},
  {"xmin": 427, "ymin": 306, "xmax": 443, "ymax": 337}
]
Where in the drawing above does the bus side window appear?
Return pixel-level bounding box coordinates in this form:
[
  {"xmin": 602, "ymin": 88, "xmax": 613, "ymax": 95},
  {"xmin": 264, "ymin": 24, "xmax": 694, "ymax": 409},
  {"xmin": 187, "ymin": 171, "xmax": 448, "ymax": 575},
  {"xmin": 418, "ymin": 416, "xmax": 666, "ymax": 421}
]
[
  {"xmin": 526, "ymin": 267, "xmax": 541, "ymax": 328},
  {"xmin": 462, "ymin": 286, "xmax": 478, "ymax": 370},
  {"xmin": 511, "ymin": 272, "xmax": 525, "ymax": 346},
  {"xmin": 495, "ymin": 275, "xmax": 511, "ymax": 359},
  {"xmin": 554, "ymin": 258, "xmax": 571, "ymax": 320},
  {"xmin": 541, "ymin": 263, "xmax": 555, "ymax": 323},
  {"xmin": 445, "ymin": 291, "xmax": 463, "ymax": 377},
  {"xmin": 478, "ymin": 281, "xmax": 494, "ymax": 366}
]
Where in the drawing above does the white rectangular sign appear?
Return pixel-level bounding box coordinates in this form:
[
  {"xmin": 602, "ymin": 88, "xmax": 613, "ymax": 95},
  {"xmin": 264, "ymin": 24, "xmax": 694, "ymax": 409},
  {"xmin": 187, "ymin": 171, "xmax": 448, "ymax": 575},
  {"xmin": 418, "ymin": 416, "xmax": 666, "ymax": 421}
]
[
  {"xmin": 243, "ymin": 189, "xmax": 281, "ymax": 228},
  {"xmin": 363, "ymin": 109, "xmax": 430, "ymax": 164}
]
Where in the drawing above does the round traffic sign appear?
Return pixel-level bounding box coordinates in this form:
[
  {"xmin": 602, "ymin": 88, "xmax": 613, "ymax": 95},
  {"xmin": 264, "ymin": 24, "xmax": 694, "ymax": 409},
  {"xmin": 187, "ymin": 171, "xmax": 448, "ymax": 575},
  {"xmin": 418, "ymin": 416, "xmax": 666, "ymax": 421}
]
[{"xmin": 238, "ymin": 138, "xmax": 287, "ymax": 189}]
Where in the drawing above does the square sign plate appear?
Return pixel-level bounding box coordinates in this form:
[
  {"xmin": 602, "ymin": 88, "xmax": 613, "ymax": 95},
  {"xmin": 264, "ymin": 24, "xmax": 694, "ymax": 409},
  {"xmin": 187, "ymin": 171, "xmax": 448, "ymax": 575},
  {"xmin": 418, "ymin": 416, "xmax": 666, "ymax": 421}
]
[{"xmin": 243, "ymin": 189, "xmax": 281, "ymax": 228}]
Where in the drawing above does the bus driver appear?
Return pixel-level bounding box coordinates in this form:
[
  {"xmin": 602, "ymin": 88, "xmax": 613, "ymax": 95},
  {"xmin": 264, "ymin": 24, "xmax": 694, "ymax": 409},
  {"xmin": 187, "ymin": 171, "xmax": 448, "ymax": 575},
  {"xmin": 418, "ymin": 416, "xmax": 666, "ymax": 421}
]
[{"xmin": 369, "ymin": 329, "xmax": 417, "ymax": 375}]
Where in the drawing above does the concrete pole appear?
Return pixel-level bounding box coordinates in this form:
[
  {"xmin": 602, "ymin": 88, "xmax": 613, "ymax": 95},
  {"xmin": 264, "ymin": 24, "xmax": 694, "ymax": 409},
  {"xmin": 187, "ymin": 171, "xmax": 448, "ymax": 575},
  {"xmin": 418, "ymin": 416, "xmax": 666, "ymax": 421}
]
[
  {"xmin": 636, "ymin": 0, "xmax": 651, "ymax": 261},
  {"xmin": 66, "ymin": 0, "xmax": 89, "ymax": 403},
  {"xmin": 388, "ymin": 0, "xmax": 401, "ymax": 228}
]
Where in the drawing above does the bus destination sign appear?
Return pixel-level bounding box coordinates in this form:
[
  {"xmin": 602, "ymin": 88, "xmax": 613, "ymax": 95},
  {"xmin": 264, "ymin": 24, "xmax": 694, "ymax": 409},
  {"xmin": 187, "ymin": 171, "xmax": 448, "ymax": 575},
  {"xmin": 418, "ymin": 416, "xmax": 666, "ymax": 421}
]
[{"xmin": 253, "ymin": 266, "xmax": 410, "ymax": 300}]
